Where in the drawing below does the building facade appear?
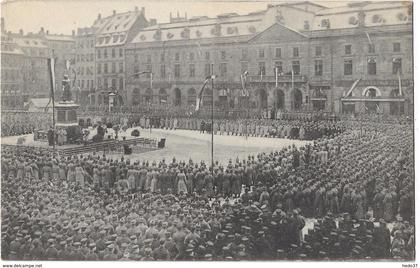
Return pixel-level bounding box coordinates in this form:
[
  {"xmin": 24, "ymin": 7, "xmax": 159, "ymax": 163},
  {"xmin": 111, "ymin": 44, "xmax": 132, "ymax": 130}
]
[
  {"xmin": 124, "ymin": 1, "xmax": 412, "ymax": 115},
  {"xmin": 1, "ymin": 30, "xmax": 26, "ymax": 108},
  {"xmin": 39, "ymin": 29, "xmax": 76, "ymax": 101},
  {"xmin": 75, "ymin": 27, "xmax": 96, "ymax": 106},
  {"xmin": 90, "ymin": 7, "xmax": 148, "ymax": 109},
  {"xmin": 1, "ymin": 19, "xmax": 76, "ymax": 106},
  {"xmin": 12, "ymin": 33, "xmax": 51, "ymax": 100}
]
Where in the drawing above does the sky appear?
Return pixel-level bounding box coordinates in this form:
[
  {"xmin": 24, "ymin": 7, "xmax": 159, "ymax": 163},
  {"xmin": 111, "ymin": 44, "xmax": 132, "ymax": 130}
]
[{"xmin": 0, "ymin": 0, "xmax": 352, "ymax": 35}]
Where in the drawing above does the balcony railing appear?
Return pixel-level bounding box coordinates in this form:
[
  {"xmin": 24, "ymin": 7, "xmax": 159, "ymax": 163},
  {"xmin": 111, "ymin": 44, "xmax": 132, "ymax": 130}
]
[{"xmin": 247, "ymin": 74, "xmax": 307, "ymax": 83}]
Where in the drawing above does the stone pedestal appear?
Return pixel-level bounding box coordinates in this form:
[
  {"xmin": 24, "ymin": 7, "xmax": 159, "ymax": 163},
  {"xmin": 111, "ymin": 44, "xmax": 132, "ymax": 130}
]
[
  {"xmin": 55, "ymin": 101, "xmax": 81, "ymax": 144},
  {"xmin": 55, "ymin": 101, "xmax": 79, "ymax": 127}
]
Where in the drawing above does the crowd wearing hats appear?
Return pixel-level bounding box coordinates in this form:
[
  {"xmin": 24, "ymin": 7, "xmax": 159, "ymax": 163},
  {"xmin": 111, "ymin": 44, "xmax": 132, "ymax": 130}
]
[
  {"xmin": 1, "ymin": 112, "xmax": 52, "ymax": 137},
  {"xmin": 1, "ymin": 114, "xmax": 414, "ymax": 261}
]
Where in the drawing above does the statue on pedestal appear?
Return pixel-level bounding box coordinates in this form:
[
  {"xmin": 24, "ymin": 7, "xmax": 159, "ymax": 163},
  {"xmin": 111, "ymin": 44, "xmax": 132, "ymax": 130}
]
[{"xmin": 62, "ymin": 74, "xmax": 72, "ymax": 102}]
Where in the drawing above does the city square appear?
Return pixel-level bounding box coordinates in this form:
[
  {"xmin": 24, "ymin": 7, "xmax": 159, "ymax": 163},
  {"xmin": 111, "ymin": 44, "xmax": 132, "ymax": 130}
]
[{"xmin": 0, "ymin": 0, "xmax": 415, "ymax": 263}]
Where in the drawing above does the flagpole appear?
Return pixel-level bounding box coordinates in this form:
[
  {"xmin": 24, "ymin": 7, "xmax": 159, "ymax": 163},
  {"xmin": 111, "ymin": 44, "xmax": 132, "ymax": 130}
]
[
  {"xmin": 52, "ymin": 78, "xmax": 56, "ymax": 151},
  {"xmin": 48, "ymin": 52, "xmax": 56, "ymax": 151},
  {"xmin": 211, "ymin": 64, "xmax": 214, "ymax": 169}
]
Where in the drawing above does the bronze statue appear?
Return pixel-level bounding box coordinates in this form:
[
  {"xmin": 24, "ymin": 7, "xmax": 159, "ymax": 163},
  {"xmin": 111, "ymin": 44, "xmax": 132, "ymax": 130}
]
[{"xmin": 61, "ymin": 74, "xmax": 72, "ymax": 102}]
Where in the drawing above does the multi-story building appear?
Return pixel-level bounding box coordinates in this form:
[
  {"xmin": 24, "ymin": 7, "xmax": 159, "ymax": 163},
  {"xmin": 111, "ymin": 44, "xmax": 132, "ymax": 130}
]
[
  {"xmin": 125, "ymin": 3, "xmax": 320, "ymax": 109},
  {"xmin": 1, "ymin": 23, "xmax": 26, "ymax": 108},
  {"xmin": 308, "ymin": 1, "xmax": 413, "ymax": 115},
  {"xmin": 1, "ymin": 20, "xmax": 76, "ymax": 105},
  {"xmin": 75, "ymin": 27, "xmax": 96, "ymax": 106},
  {"xmin": 124, "ymin": 1, "xmax": 412, "ymax": 115},
  {"xmin": 38, "ymin": 28, "xmax": 76, "ymax": 101},
  {"xmin": 90, "ymin": 7, "xmax": 148, "ymax": 109},
  {"xmin": 11, "ymin": 32, "xmax": 51, "ymax": 100}
]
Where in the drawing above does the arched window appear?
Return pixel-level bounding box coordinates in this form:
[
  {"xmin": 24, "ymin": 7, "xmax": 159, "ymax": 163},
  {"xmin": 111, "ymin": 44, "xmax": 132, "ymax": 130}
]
[
  {"xmin": 292, "ymin": 89, "xmax": 303, "ymax": 110},
  {"xmin": 174, "ymin": 88, "xmax": 182, "ymax": 106},
  {"xmin": 159, "ymin": 88, "xmax": 168, "ymax": 104},
  {"xmin": 90, "ymin": 94, "xmax": 96, "ymax": 105},
  {"xmin": 144, "ymin": 88, "xmax": 153, "ymax": 104},
  {"xmin": 187, "ymin": 88, "xmax": 196, "ymax": 106},
  {"xmin": 132, "ymin": 88, "xmax": 140, "ymax": 106},
  {"xmin": 258, "ymin": 88, "xmax": 268, "ymax": 109},
  {"xmin": 276, "ymin": 89, "xmax": 285, "ymax": 110},
  {"xmin": 362, "ymin": 86, "xmax": 381, "ymax": 98}
]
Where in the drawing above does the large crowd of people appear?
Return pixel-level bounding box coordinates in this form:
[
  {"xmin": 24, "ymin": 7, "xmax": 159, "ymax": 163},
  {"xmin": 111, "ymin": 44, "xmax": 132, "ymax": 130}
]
[
  {"xmin": 1, "ymin": 113, "xmax": 415, "ymax": 260},
  {"xmin": 1, "ymin": 112, "xmax": 51, "ymax": 137}
]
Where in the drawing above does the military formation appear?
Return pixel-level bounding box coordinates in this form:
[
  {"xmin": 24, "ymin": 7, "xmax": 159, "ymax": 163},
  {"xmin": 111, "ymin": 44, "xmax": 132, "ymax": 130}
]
[
  {"xmin": 1, "ymin": 112, "xmax": 51, "ymax": 137},
  {"xmin": 1, "ymin": 114, "xmax": 415, "ymax": 261}
]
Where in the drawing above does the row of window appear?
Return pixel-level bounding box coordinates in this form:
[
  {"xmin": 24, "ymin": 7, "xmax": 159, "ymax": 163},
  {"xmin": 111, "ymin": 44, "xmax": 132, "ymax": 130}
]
[
  {"xmin": 344, "ymin": 42, "xmax": 401, "ymax": 55},
  {"xmin": 128, "ymin": 42, "xmax": 403, "ymax": 65},
  {"xmin": 76, "ymin": 39, "xmax": 95, "ymax": 49},
  {"xmin": 97, "ymin": 62, "xmax": 124, "ymax": 74},
  {"xmin": 76, "ymin": 66, "xmax": 94, "ymax": 76},
  {"xmin": 343, "ymin": 58, "xmax": 402, "ymax": 75},
  {"xmin": 76, "ymin": 79, "xmax": 94, "ymax": 89},
  {"xmin": 1, "ymin": 70, "xmax": 21, "ymax": 81},
  {"xmin": 133, "ymin": 48, "xmax": 297, "ymax": 64},
  {"xmin": 97, "ymin": 77, "xmax": 124, "ymax": 90},
  {"xmin": 1, "ymin": 85, "xmax": 21, "ymax": 94},
  {"xmin": 97, "ymin": 48, "xmax": 124, "ymax": 59},
  {"xmin": 130, "ymin": 57, "xmax": 403, "ymax": 79},
  {"xmin": 22, "ymin": 48, "xmax": 49, "ymax": 58},
  {"xmin": 76, "ymin": 53, "xmax": 94, "ymax": 63}
]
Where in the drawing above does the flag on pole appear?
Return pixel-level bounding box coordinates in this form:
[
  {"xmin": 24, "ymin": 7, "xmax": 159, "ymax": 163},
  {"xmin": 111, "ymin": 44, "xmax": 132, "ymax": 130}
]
[
  {"xmin": 195, "ymin": 76, "xmax": 211, "ymax": 111},
  {"xmin": 72, "ymin": 68, "xmax": 77, "ymax": 87},
  {"xmin": 65, "ymin": 59, "xmax": 71, "ymax": 72},
  {"xmin": 365, "ymin": 32, "xmax": 372, "ymax": 45},
  {"xmin": 150, "ymin": 72, "xmax": 153, "ymax": 89},
  {"xmin": 398, "ymin": 70, "xmax": 403, "ymax": 96},
  {"xmin": 45, "ymin": 58, "xmax": 56, "ymax": 111},
  {"xmin": 291, "ymin": 67, "xmax": 294, "ymax": 91},
  {"xmin": 275, "ymin": 67, "xmax": 278, "ymax": 88},
  {"xmin": 345, "ymin": 78, "xmax": 361, "ymax": 98},
  {"xmin": 240, "ymin": 70, "xmax": 248, "ymax": 95}
]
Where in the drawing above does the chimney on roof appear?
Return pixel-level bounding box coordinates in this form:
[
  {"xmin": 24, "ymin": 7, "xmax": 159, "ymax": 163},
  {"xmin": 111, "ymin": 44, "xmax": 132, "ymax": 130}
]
[
  {"xmin": 46, "ymin": 30, "xmax": 49, "ymax": 35},
  {"xmin": 72, "ymin": 30, "xmax": 75, "ymax": 36},
  {"xmin": 170, "ymin": 12, "xmax": 172, "ymax": 20},
  {"xmin": 135, "ymin": 6, "xmax": 139, "ymax": 13},
  {"xmin": 97, "ymin": 13, "xmax": 101, "ymax": 20},
  {"xmin": 185, "ymin": 12, "xmax": 187, "ymax": 19},
  {"xmin": 40, "ymin": 27, "xmax": 45, "ymax": 35},
  {"xmin": 141, "ymin": 7, "xmax": 145, "ymax": 16},
  {"xmin": 113, "ymin": 10, "xmax": 116, "ymax": 16},
  {"xmin": 19, "ymin": 29, "xmax": 23, "ymax": 36}
]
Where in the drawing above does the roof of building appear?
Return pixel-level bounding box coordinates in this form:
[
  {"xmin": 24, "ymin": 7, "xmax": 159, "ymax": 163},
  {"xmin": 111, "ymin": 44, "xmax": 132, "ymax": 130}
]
[
  {"xmin": 12, "ymin": 37, "xmax": 48, "ymax": 48},
  {"xmin": 131, "ymin": 11, "xmax": 265, "ymax": 44},
  {"xmin": 43, "ymin": 34, "xmax": 75, "ymax": 42},
  {"xmin": 1, "ymin": 46, "xmax": 25, "ymax": 55},
  {"xmin": 94, "ymin": 10, "xmax": 144, "ymax": 47},
  {"xmin": 312, "ymin": 1, "xmax": 412, "ymax": 31},
  {"xmin": 129, "ymin": 1, "xmax": 411, "ymax": 45},
  {"xmin": 77, "ymin": 27, "xmax": 96, "ymax": 36}
]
